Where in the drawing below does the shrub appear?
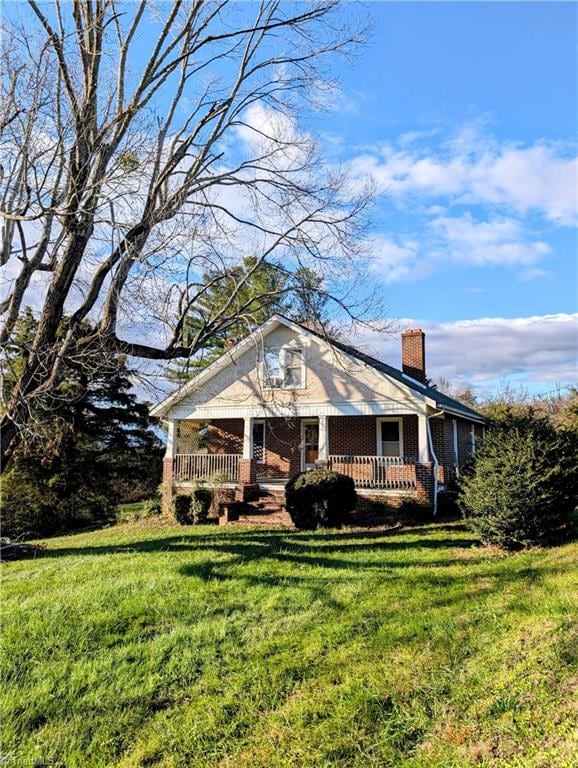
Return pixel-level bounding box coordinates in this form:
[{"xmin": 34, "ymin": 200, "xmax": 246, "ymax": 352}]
[
  {"xmin": 141, "ymin": 498, "xmax": 162, "ymax": 518},
  {"xmin": 1, "ymin": 458, "xmax": 117, "ymax": 539},
  {"xmin": 191, "ymin": 488, "xmax": 213, "ymax": 523},
  {"xmin": 173, "ymin": 494, "xmax": 193, "ymax": 525},
  {"xmin": 285, "ymin": 469, "xmax": 357, "ymax": 530},
  {"xmin": 396, "ymin": 496, "xmax": 433, "ymax": 519},
  {"xmin": 459, "ymin": 414, "xmax": 578, "ymax": 549},
  {"xmin": 172, "ymin": 489, "xmax": 213, "ymax": 525}
]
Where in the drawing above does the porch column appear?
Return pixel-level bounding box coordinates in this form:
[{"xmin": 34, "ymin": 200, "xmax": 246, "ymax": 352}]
[
  {"xmin": 162, "ymin": 420, "xmax": 178, "ymax": 514},
  {"xmin": 237, "ymin": 416, "xmax": 258, "ymax": 502},
  {"xmin": 417, "ymin": 413, "xmax": 429, "ymax": 463},
  {"xmin": 317, "ymin": 415, "xmax": 329, "ymax": 467},
  {"xmin": 242, "ymin": 416, "xmax": 254, "ymax": 459},
  {"xmin": 166, "ymin": 420, "xmax": 177, "ymax": 459}
]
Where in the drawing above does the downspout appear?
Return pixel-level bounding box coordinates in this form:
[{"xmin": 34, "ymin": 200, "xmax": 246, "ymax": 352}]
[{"xmin": 426, "ymin": 409, "xmax": 444, "ymax": 515}]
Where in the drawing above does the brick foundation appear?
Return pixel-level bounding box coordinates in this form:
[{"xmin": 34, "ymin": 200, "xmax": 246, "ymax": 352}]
[
  {"xmin": 236, "ymin": 458, "xmax": 259, "ymax": 501},
  {"xmin": 415, "ymin": 462, "xmax": 435, "ymax": 503},
  {"xmin": 162, "ymin": 457, "xmax": 174, "ymax": 514}
]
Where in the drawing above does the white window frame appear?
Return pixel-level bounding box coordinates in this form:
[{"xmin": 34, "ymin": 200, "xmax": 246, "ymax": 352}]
[
  {"xmin": 376, "ymin": 417, "xmax": 404, "ymax": 457},
  {"xmin": 252, "ymin": 419, "xmax": 266, "ymax": 463},
  {"xmin": 471, "ymin": 424, "xmax": 477, "ymax": 454},
  {"xmin": 452, "ymin": 418, "xmax": 459, "ymax": 466},
  {"xmin": 260, "ymin": 345, "xmax": 306, "ymax": 390}
]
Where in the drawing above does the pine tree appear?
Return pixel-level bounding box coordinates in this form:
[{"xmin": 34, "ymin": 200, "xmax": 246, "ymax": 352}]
[
  {"xmin": 2, "ymin": 313, "xmax": 163, "ymax": 538},
  {"xmin": 166, "ymin": 257, "xmax": 289, "ymax": 384}
]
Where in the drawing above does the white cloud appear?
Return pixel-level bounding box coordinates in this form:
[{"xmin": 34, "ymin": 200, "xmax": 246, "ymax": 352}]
[
  {"xmin": 350, "ymin": 313, "xmax": 578, "ymax": 392},
  {"xmin": 429, "ymin": 213, "xmax": 550, "ymax": 267},
  {"xmin": 368, "ymin": 213, "xmax": 550, "ymax": 283},
  {"xmin": 350, "ymin": 127, "xmax": 578, "ymax": 226}
]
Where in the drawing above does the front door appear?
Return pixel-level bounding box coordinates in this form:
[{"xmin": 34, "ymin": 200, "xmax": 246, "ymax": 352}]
[{"xmin": 302, "ymin": 420, "xmax": 319, "ymax": 470}]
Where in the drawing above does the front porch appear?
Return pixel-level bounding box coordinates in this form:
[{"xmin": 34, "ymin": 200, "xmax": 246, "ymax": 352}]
[{"xmin": 163, "ymin": 413, "xmax": 439, "ymax": 507}]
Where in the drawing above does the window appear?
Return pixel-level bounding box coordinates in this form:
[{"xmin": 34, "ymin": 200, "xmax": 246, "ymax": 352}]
[
  {"xmin": 263, "ymin": 350, "xmax": 282, "ymax": 387},
  {"xmin": 284, "ymin": 349, "xmax": 303, "ymax": 387},
  {"xmin": 252, "ymin": 421, "xmax": 265, "ymax": 463},
  {"xmin": 377, "ymin": 418, "xmax": 403, "ymax": 457},
  {"xmin": 261, "ymin": 347, "xmax": 304, "ymax": 389}
]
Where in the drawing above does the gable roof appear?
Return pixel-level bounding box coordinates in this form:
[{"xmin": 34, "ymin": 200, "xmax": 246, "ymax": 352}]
[
  {"xmin": 283, "ymin": 317, "xmax": 485, "ymax": 422},
  {"xmin": 151, "ymin": 314, "xmax": 485, "ymax": 423}
]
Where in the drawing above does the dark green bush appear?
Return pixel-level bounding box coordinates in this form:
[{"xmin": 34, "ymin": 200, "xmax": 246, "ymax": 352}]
[
  {"xmin": 173, "ymin": 494, "xmax": 193, "ymax": 525},
  {"xmin": 1, "ymin": 457, "xmax": 117, "ymax": 539},
  {"xmin": 172, "ymin": 489, "xmax": 213, "ymax": 525},
  {"xmin": 459, "ymin": 414, "xmax": 578, "ymax": 549},
  {"xmin": 191, "ymin": 488, "xmax": 213, "ymax": 523},
  {"xmin": 396, "ymin": 496, "xmax": 433, "ymax": 520},
  {"xmin": 285, "ymin": 469, "xmax": 357, "ymax": 529}
]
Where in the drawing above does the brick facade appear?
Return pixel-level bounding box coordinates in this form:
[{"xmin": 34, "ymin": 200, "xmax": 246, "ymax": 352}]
[
  {"xmin": 164, "ymin": 413, "xmax": 482, "ymax": 510},
  {"xmin": 208, "ymin": 418, "xmax": 244, "ymax": 453},
  {"xmin": 162, "ymin": 457, "xmax": 174, "ymax": 514},
  {"xmin": 259, "ymin": 418, "xmax": 301, "ymax": 479}
]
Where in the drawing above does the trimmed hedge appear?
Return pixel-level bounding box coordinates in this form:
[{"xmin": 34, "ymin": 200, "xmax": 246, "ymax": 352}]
[{"xmin": 285, "ymin": 469, "xmax": 357, "ymax": 529}]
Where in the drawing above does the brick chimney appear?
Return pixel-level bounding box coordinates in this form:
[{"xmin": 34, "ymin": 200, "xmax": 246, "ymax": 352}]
[{"xmin": 401, "ymin": 328, "xmax": 426, "ymax": 384}]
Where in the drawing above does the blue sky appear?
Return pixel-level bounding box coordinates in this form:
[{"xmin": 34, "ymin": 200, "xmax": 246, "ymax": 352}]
[
  {"xmin": 303, "ymin": 1, "xmax": 577, "ymax": 393},
  {"xmin": 5, "ymin": 1, "xmax": 575, "ymax": 397}
]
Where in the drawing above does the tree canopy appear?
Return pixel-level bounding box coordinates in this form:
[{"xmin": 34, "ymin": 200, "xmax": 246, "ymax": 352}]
[{"xmin": 0, "ymin": 0, "xmax": 377, "ymax": 465}]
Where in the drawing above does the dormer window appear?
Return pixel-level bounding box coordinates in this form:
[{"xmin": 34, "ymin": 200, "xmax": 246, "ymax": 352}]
[{"xmin": 261, "ymin": 346, "xmax": 305, "ymax": 389}]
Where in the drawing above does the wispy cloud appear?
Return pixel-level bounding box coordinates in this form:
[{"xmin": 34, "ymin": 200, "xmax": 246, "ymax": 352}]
[
  {"xmin": 369, "ymin": 213, "xmax": 550, "ymax": 283},
  {"xmin": 350, "ymin": 125, "xmax": 577, "ymax": 226},
  {"xmin": 351, "ymin": 313, "xmax": 578, "ymax": 391}
]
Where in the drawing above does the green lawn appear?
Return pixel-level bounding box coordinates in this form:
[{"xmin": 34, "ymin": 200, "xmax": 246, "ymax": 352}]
[{"xmin": 1, "ymin": 522, "xmax": 577, "ymax": 768}]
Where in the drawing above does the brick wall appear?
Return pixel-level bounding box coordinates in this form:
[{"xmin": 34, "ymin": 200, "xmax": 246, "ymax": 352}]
[
  {"xmin": 430, "ymin": 416, "xmax": 454, "ymax": 485},
  {"xmin": 207, "ymin": 418, "xmax": 244, "ymax": 454},
  {"xmin": 260, "ymin": 418, "xmax": 301, "ymax": 478},
  {"xmin": 328, "ymin": 416, "xmax": 376, "ymax": 454},
  {"xmin": 456, "ymin": 418, "xmax": 474, "ymax": 465},
  {"xmin": 328, "ymin": 415, "xmax": 418, "ymax": 458}
]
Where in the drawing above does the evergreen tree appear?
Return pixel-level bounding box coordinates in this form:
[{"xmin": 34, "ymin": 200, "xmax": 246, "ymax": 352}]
[
  {"xmin": 2, "ymin": 312, "xmax": 163, "ymax": 538},
  {"xmin": 166, "ymin": 257, "xmax": 289, "ymax": 384}
]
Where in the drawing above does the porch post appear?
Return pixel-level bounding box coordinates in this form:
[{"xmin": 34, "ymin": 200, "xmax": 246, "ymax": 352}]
[
  {"xmin": 417, "ymin": 414, "xmax": 429, "ymax": 463},
  {"xmin": 162, "ymin": 420, "xmax": 178, "ymax": 514},
  {"xmin": 316, "ymin": 415, "xmax": 329, "ymax": 467},
  {"xmin": 242, "ymin": 416, "xmax": 254, "ymax": 459},
  {"xmin": 237, "ymin": 416, "xmax": 258, "ymax": 502}
]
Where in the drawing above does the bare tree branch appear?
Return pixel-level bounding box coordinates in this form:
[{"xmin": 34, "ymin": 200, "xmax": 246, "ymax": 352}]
[{"xmin": 0, "ymin": 0, "xmax": 380, "ymax": 466}]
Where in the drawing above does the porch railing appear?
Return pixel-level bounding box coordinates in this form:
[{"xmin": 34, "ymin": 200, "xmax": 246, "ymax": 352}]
[
  {"xmin": 174, "ymin": 454, "xmax": 240, "ymax": 483},
  {"xmin": 327, "ymin": 455, "xmax": 417, "ymax": 490}
]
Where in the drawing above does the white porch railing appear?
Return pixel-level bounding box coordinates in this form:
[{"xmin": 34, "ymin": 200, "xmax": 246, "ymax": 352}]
[
  {"xmin": 174, "ymin": 454, "xmax": 240, "ymax": 483},
  {"xmin": 327, "ymin": 455, "xmax": 417, "ymax": 490}
]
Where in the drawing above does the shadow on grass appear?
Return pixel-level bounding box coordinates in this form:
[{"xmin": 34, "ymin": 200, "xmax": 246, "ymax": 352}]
[{"xmin": 40, "ymin": 525, "xmax": 481, "ymax": 562}]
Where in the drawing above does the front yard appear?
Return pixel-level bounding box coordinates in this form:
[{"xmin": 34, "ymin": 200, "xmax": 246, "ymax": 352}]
[{"xmin": 1, "ymin": 522, "xmax": 577, "ymax": 767}]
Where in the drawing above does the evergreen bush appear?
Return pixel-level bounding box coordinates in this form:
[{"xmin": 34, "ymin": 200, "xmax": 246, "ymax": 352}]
[
  {"xmin": 173, "ymin": 494, "xmax": 193, "ymax": 525},
  {"xmin": 459, "ymin": 413, "xmax": 578, "ymax": 549},
  {"xmin": 285, "ymin": 469, "xmax": 356, "ymax": 529}
]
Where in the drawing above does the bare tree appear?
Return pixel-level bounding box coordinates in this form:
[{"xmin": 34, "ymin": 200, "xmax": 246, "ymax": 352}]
[{"xmin": 0, "ymin": 0, "xmax": 377, "ymax": 466}]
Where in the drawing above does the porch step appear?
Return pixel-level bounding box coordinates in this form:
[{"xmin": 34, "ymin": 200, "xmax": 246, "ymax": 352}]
[
  {"xmin": 220, "ymin": 490, "xmax": 292, "ymax": 527},
  {"xmin": 234, "ymin": 511, "xmax": 293, "ymax": 527}
]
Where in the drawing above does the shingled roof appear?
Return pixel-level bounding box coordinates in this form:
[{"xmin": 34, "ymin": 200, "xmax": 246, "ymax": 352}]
[{"xmin": 286, "ymin": 317, "xmax": 486, "ymax": 423}]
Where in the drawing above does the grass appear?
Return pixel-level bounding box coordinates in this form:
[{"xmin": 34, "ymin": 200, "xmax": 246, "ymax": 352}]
[{"xmin": 1, "ymin": 521, "xmax": 577, "ymax": 768}]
